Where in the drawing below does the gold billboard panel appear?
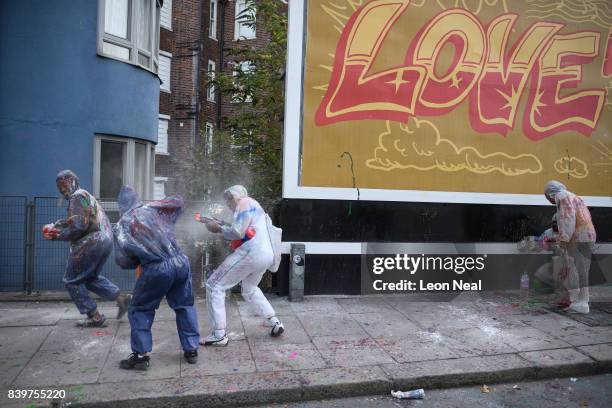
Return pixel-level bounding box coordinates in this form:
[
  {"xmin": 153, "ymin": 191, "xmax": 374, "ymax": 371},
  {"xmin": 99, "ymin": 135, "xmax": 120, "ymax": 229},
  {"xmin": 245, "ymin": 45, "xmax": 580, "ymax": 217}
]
[{"xmin": 300, "ymin": 0, "xmax": 612, "ymax": 197}]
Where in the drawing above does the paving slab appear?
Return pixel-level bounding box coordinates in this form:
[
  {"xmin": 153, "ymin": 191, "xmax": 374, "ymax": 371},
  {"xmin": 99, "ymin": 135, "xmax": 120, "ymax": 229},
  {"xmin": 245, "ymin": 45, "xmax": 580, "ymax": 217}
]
[
  {"xmin": 251, "ymin": 342, "xmax": 329, "ymax": 372},
  {"xmin": 0, "ymin": 308, "xmax": 61, "ymax": 327},
  {"xmin": 336, "ymin": 297, "xmax": 395, "ymax": 314},
  {"xmin": 13, "ymin": 346, "xmax": 109, "ymax": 386},
  {"xmin": 519, "ymin": 348, "xmax": 597, "ymax": 377},
  {"xmin": 352, "ymin": 311, "xmax": 421, "ymax": 340},
  {"xmin": 0, "ymin": 358, "xmax": 29, "ymax": 386},
  {"xmin": 578, "ymin": 343, "xmax": 612, "ymax": 364},
  {"xmin": 312, "ymin": 334, "xmax": 394, "ymax": 367},
  {"xmin": 98, "ymin": 322, "xmax": 182, "ymax": 383},
  {"xmin": 242, "ymin": 315, "xmax": 311, "ymax": 346},
  {"xmin": 534, "ymin": 324, "xmax": 612, "ymax": 346},
  {"xmin": 376, "ymin": 336, "xmax": 461, "ymax": 363},
  {"xmin": 0, "ymin": 326, "xmax": 53, "ymax": 359},
  {"xmin": 40, "ymin": 319, "xmax": 119, "ymax": 352},
  {"xmin": 0, "ymin": 296, "xmax": 609, "ymax": 408},
  {"xmin": 288, "ymin": 297, "xmax": 344, "ymax": 314},
  {"xmin": 382, "ymin": 354, "xmax": 535, "ymax": 389},
  {"xmin": 182, "ymin": 339, "xmax": 256, "ymax": 376},
  {"xmin": 498, "ymin": 326, "xmax": 572, "ymax": 352},
  {"xmin": 441, "ymin": 327, "xmax": 519, "ymax": 356},
  {"xmin": 297, "ymin": 312, "xmax": 367, "ymax": 337}
]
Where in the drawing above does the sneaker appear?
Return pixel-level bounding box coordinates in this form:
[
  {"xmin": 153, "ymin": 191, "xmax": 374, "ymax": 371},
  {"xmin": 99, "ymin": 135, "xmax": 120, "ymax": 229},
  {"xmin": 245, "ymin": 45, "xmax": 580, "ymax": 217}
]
[
  {"xmin": 564, "ymin": 302, "xmax": 590, "ymax": 314},
  {"xmin": 119, "ymin": 353, "xmax": 150, "ymax": 370},
  {"xmin": 200, "ymin": 333, "xmax": 229, "ymax": 346},
  {"xmin": 270, "ymin": 322, "xmax": 284, "ymax": 337},
  {"xmin": 263, "ymin": 316, "xmax": 280, "ymax": 327},
  {"xmin": 76, "ymin": 314, "xmax": 107, "ymax": 328},
  {"xmin": 116, "ymin": 293, "xmax": 132, "ymax": 319},
  {"xmin": 184, "ymin": 350, "xmax": 198, "ymax": 364}
]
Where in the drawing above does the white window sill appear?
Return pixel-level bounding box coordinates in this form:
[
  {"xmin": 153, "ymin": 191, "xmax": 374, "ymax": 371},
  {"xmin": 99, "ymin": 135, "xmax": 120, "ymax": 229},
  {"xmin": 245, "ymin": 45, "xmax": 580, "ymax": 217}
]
[
  {"xmin": 155, "ymin": 151, "xmax": 170, "ymax": 156},
  {"xmin": 209, "ymin": 36, "xmax": 218, "ymax": 41},
  {"xmin": 161, "ymin": 89, "xmax": 172, "ymax": 94},
  {"xmin": 97, "ymin": 52, "xmax": 160, "ymax": 79},
  {"xmin": 161, "ymin": 25, "xmax": 173, "ymax": 31},
  {"xmin": 207, "ymin": 98, "xmax": 216, "ymax": 103}
]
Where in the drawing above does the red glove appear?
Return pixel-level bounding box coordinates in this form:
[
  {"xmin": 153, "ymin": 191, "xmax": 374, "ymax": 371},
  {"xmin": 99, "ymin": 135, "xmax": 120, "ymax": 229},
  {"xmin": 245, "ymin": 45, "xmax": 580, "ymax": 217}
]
[{"xmin": 42, "ymin": 224, "xmax": 59, "ymax": 240}]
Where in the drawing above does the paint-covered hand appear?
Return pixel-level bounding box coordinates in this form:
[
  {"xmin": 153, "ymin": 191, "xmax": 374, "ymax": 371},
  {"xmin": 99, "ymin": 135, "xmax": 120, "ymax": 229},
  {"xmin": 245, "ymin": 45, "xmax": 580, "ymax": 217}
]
[
  {"xmin": 204, "ymin": 219, "xmax": 222, "ymax": 233},
  {"xmin": 42, "ymin": 224, "xmax": 59, "ymax": 240}
]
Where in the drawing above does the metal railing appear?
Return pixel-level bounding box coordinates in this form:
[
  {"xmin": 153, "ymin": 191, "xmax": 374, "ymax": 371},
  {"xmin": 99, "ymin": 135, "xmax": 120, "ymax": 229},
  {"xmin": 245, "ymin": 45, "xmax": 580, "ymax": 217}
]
[{"xmin": 0, "ymin": 196, "xmax": 228, "ymax": 293}]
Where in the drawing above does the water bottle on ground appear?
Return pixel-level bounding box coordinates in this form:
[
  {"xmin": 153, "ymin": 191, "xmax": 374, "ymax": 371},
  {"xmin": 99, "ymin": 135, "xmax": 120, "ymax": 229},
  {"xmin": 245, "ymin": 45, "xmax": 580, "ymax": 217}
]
[
  {"xmin": 520, "ymin": 271, "xmax": 530, "ymax": 302},
  {"xmin": 391, "ymin": 389, "xmax": 425, "ymax": 399}
]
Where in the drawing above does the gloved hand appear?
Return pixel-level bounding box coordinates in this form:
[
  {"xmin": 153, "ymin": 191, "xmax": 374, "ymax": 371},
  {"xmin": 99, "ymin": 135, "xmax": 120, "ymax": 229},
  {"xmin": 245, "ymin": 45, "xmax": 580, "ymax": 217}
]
[{"xmin": 42, "ymin": 224, "xmax": 59, "ymax": 240}]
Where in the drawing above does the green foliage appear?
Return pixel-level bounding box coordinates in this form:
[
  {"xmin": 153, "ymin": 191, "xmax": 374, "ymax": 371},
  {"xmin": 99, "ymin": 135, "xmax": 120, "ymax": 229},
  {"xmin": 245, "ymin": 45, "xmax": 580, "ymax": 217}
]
[{"xmin": 207, "ymin": 0, "xmax": 287, "ymax": 211}]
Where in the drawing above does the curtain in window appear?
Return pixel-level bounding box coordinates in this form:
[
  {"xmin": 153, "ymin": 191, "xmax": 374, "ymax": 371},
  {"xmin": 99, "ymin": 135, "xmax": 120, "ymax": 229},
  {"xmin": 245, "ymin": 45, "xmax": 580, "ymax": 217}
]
[{"xmin": 105, "ymin": 0, "xmax": 130, "ymax": 39}]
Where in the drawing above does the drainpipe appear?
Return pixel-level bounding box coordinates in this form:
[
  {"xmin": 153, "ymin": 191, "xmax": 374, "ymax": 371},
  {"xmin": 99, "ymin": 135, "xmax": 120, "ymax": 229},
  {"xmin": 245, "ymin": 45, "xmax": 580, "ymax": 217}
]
[{"xmin": 217, "ymin": 0, "xmax": 228, "ymax": 128}]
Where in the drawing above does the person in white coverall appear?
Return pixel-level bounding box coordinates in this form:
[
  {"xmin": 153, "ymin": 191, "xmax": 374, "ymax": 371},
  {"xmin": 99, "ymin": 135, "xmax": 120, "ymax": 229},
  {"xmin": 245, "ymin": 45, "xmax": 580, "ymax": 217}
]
[{"xmin": 200, "ymin": 185, "xmax": 284, "ymax": 346}]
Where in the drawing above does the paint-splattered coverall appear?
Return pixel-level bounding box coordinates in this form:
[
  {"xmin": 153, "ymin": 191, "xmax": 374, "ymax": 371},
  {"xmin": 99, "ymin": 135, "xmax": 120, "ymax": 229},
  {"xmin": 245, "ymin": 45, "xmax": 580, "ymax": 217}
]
[
  {"xmin": 113, "ymin": 187, "xmax": 199, "ymax": 353},
  {"xmin": 206, "ymin": 196, "xmax": 275, "ymax": 332},
  {"xmin": 55, "ymin": 188, "xmax": 119, "ymax": 315}
]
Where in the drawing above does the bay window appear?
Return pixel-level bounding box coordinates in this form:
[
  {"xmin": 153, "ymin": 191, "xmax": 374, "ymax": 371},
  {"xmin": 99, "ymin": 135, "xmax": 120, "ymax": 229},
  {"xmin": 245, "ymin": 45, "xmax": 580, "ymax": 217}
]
[{"xmin": 98, "ymin": 0, "xmax": 161, "ymax": 73}]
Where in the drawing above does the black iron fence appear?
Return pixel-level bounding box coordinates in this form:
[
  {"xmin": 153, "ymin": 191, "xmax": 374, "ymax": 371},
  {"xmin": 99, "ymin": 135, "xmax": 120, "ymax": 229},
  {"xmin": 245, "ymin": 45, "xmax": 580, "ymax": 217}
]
[{"xmin": 0, "ymin": 196, "xmax": 227, "ymax": 293}]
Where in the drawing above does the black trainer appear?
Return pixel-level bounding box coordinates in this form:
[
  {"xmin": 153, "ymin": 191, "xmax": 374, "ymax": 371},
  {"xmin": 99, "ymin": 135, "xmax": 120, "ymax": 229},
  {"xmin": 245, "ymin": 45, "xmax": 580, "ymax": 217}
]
[
  {"xmin": 184, "ymin": 350, "xmax": 198, "ymax": 364},
  {"xmin": 271, "ymin": 322, "xmax": 285, "ymax": 337},
  {"xmin": 76, "ymin": 314, "xmax": 107, "ymax": 328},
  {"xmin": 119, "ymin": 353, "xmax": 150, "ymax": 370}
]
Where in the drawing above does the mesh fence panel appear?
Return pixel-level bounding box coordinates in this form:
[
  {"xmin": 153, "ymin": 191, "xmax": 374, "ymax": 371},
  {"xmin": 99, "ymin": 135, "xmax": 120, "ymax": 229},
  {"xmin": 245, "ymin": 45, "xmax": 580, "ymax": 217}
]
[{"xmin": 0, "ymin": 197, "xmax": 26, "ymax": 291}]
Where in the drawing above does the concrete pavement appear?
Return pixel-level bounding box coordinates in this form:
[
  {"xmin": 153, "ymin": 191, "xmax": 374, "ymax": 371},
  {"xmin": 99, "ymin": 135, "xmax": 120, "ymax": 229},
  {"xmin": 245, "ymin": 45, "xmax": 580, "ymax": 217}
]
[{"xmin": 0, "ymin": 291, "xmax": 611, "ymax": 407}]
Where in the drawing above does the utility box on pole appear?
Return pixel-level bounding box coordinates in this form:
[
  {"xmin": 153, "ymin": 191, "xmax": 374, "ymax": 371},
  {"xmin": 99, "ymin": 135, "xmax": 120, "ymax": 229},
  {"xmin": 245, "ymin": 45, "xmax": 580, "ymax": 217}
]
[{"xmin": 289, "ymin": 243, "xmax": 305, "ymax": 302}]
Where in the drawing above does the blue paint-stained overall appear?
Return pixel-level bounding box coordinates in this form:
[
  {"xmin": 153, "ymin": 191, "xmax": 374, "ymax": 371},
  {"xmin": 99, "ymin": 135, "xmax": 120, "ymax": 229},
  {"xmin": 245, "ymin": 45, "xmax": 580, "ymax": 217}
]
[
  {"xmin": 0, "ymin": 1, "xmax": 159, "ymax": 291},
  {"xmin": 0, "ymin": 0, "xmax": 159, "ymax": 198}
]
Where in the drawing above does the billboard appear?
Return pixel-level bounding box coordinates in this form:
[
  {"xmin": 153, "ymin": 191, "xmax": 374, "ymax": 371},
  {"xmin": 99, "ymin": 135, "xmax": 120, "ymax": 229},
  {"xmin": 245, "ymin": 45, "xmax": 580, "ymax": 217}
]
[{"xmin": 283, "ymin": 0, "xmax": 612, "ymax": 205}]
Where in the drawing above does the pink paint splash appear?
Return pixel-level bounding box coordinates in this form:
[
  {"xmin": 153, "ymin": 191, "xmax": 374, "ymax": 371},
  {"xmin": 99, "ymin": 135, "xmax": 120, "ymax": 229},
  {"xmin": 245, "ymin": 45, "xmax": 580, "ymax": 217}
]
[
  {"xmin": 93, "ymin": 330, "xmax": 113, "ymax": 337},
  {"xmin": 288, "ymin": 352, "xmax": 299, "ymax": 361}
]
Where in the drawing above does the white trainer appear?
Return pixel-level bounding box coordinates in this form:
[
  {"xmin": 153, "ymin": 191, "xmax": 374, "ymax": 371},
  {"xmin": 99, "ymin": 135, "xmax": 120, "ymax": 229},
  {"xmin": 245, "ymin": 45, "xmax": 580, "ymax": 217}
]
[
  {"xmin": 564, "ymin": 302, "xmax": 590, "ymax": 314},
  {"xmin": 200, "ymin": 333, "xmax": 229, "ymax": 346}
]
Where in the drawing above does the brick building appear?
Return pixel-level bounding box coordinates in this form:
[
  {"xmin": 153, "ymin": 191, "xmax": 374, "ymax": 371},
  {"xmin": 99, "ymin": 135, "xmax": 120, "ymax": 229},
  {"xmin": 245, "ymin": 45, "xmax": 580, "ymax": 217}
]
[{"xmin": 154, "ymin": 0, "xmax": 267, "ymax": 198}]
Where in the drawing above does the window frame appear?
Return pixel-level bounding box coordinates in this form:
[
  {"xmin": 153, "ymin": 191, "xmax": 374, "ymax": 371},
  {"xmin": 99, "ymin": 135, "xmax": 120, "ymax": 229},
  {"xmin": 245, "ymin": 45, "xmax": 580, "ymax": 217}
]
[
  {"xmin": 156, "ymin": 114, "xmax": 170, "ymax": 155},
  {"xmin": 234, "ymin": 0, "xmax": 256, "ymax": 40},
  {"xmin": 209, "ymin": 0, "xmax": 217, "ymax": 40},
  {"xmin": 154, "ymin": 176, "xmax": 169, "ymax": 200},
  {"xmin": 159, "ymin": 50, "xmax": 172, "ymax": 93},
  {"xmin": 97, "ymin": 0, "xmax": 161, "ymax": 74},
  {"xmin": 207, "ymin": 60, "xmax": 216, "ymax": 102},
  {"xmin": 231, "ymin": 60, "xmax": 254, "ymax": 103},
  {"xmin": 205, "ymin": 122, "xmax": 214, "ymax": 155},
  {"xmin": 160, "ymin": 0, "xmax": 172, "ymax": 30},
  {"xmin": 93, "ymin": 134, "xmax": 155, "ymax": 200}
]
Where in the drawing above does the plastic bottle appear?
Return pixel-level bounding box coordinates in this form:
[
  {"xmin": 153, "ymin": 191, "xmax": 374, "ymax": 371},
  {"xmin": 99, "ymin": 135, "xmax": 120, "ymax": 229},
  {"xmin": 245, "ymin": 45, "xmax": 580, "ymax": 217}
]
[
  {"xmin": 391, "ymin": 389, "xmax": 425, "ymax": 399},
  {"xmin": 520, "ymin": 271, "xmax": 530, "ymax": 302}
]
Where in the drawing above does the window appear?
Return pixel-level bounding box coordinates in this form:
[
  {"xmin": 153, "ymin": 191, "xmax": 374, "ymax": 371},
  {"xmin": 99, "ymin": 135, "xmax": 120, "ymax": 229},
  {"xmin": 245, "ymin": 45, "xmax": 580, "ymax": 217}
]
[
  {"xmin": 207, "ymin": 60, "xmax": 216, "ymax": 102},
  {"xmin": 94, "ymin": 135, "xmax": 155, "ymax": 200},
  {"xmin": 205, "ymin": 122, "xmax": 214, "ymax": 154},
  {"xmin": 98, "ymin": 0, "xmax": 161, "ymax": 73},
  {"xmin": 209, "ymin": 0, "xmax": 217, "ymax": 39},
  {"xmin": 156, "ymin": 115, "xmax": 169, "ymax": 154},
  {"xmin": 234, "ymin": 0, "xmax": 256, "ymax": 40},
  {"xmin": 160, "ymin": 0, "xmax": 172, "ymax": 30},
  {"xmin": 154, "ymin": 177, "xmax": 168, "ymax": 199},
  {"xmin": 159, "ymin": 51, "xmax": 172, "ymax": 92},
  {"xmin": 232, "ymin": 60, "xmax": 254, "ymax": 103}
]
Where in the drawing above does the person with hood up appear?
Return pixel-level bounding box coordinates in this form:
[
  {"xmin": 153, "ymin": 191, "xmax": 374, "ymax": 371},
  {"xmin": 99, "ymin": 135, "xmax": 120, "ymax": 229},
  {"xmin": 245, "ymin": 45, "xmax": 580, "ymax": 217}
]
[
  {"xmin": 544, "ymin": 180, "xmax": 596, "ymax": 314},
  {"xmin": 42, "ymin": 170, "xmax": 130, "ymax": 327},
  {"xmin": 113, "ymin": 186, "xmax": 200, "ymax": 370},
  {"xmin": 200, "ymin": 185, "xmax": 284, "ymax": 346}
]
